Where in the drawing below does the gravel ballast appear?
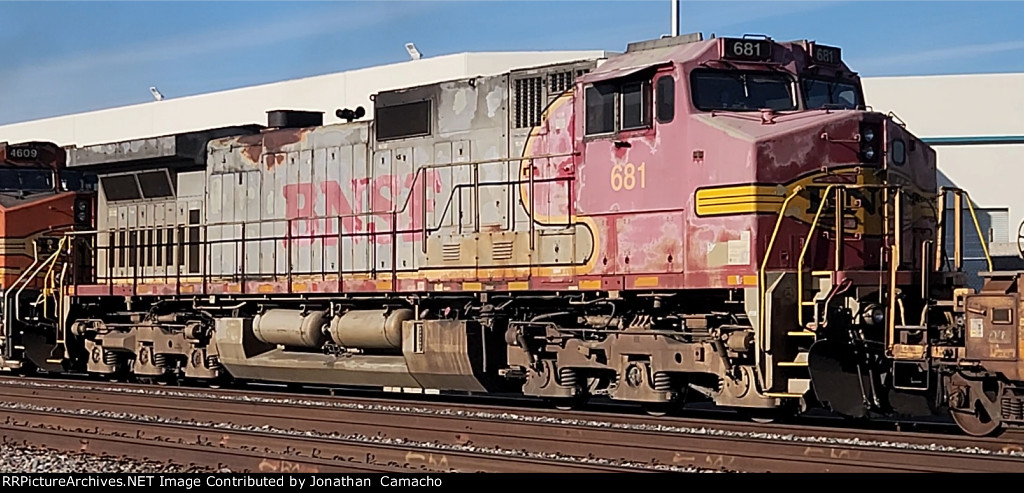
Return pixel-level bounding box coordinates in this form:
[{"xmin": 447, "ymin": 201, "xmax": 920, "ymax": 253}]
[{"xmin": 0, "ymin": 443, "xmax": 216, "ymax": 473}]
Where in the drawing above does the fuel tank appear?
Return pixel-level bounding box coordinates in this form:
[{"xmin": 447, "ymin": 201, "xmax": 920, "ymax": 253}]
[
  {"xmin": 328, "ymin": 309, "xmax": 413, "ymax": 350},
  {"xmin": 252, "ymin": 309, "xmax": 328, "ymax": 348}
]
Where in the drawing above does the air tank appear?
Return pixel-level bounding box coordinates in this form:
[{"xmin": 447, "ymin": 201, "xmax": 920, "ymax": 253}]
[
  {"xmin": 328, "ymin": 309, "xmax": 413, "ymax": 350},
  {"xmin": 252, "ymin": 309, "xmax": 328, "ymax": 348}
]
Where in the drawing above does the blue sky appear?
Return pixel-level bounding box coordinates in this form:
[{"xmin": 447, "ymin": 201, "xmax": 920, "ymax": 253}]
[{"xmin": 1, "ymin": 1, "xmax": 1022, "ymax": 125}]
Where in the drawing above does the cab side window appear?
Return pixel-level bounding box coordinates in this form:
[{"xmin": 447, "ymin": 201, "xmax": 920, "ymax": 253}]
[
  {"xmin": 621, "ymin": 81, "xmax": 652, "ymax": 130},
  {"xmin": 585, "ymin": 74, "xmax": 674, "ymax": 136},
  {"xmin": 585, "ymin": 84, "xmax": 616, "ymax": 135},
  {"xmin": 655, "ymin": 75, "xmax": 675, "ymax": 123}
]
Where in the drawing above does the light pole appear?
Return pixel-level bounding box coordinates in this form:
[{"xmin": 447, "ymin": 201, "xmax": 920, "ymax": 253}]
[{"xmin": 671, "ymin": 0, "xmax": 680, "ymax": 37}]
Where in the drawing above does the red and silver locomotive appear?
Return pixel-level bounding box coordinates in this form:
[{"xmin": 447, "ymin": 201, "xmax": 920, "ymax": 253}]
[{"xmin": 4, "ymin": 34, "xmax": 1020, "ymax": 436}]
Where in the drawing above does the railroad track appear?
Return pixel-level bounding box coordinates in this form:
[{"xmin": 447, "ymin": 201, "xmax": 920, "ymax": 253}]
[{"xmin": 1, "ymin": 376, "xmax": 1022, "ymax": 472}]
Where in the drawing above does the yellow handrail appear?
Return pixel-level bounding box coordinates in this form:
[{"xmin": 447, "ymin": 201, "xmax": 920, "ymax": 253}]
[
  {"xmin": 40, "ymin": 236, "xmax": 68, "ymax": 315},
  {"xmin": 886, "ymin": 188, "xmax": 902, "ymax": 355},
  {"xmin": 758, "ymin": 183, "xmax": 901, "ymax": 347},
  {"xmin": 758, "ymin": 186, "xmax": 804, "ymax": 349},
  {"xmin": 963, "ymin": 194, "xmax": 994, "ymax": 272},
  {"xmin": 41, "ymin": 237, "xmax": 67, "ymax": 296},
  {"xmin": 795, "ymin": 184, "xmax": 836, "ymax": 328}
]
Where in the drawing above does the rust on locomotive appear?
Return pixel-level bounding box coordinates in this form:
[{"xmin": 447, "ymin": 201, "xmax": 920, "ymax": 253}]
[{"xmin": 1, "ymin": 33, "xmax": 1022, "ymax": 437}]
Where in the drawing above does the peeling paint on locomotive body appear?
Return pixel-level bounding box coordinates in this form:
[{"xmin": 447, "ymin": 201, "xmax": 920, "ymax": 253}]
[
  {"xmin": 207, "ymin": 122, "xmax": 379, "ymax": 278},
  {"xmin": 558, "ymin": 36, "xmax": 937, "ymax": 289},
  {"xmin": 202, "ymin": 60, "xmax": 600, "ymax": 287}
]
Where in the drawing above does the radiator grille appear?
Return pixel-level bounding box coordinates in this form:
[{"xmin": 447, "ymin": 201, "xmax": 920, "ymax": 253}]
[
  {"xmin": 514, "ymin": 77, "xmax": 543, "ymax": 128},
  {"xmin": 548, "ymin": 69, "xmax": 591, "ymax": 95}
]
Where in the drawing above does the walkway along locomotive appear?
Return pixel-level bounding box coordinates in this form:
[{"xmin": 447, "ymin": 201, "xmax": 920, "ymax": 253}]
[{"xmin": 3, "ymin": 34, "xmax": 1020, "ymax": 436}]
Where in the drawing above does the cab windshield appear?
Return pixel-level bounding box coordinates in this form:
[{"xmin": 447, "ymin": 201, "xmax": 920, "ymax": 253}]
[
  {"xmin": 0, "ymin": 169, "xmax": 55, "ymax": 192},
  {"xmin": 691, "ymin": 70, "xmax": 797, "ymax": 112},
  {"xmin": 802, "ymin": 78, "xmax": 862, "ymax": 109},
  {"xmin": 58, "ymin": 170, "xmax": 89, "ymax": 192}
]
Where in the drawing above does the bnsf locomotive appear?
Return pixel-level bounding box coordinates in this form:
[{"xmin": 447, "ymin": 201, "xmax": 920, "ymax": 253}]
[{"xmin": 2, "ymin": 34, "xmax": 1019, "ymax": 436}]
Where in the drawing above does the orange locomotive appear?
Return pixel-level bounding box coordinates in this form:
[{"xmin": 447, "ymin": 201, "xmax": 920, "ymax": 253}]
[
  {"xmin": 3, "ymin": 34, "xmax": 1020, "ymax": 436},
  {"xmin": 0, "ymin": 141, "xmax": 93, "ymax": 372}
]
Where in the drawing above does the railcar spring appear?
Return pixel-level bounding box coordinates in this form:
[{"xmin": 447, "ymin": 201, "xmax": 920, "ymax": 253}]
[
  {"xmin": 653, "ymin": 371, "xmax": 672, "ymax": 391},
  {"xmin": 1002, "ymin": 398, "xmax": 1023, "ymax": 420},
  {"xmin": 102, "ymin": 350, "xmax": 120, "ymax": 366},
  {"xmin": 205, "ymin": 355, "xmax": 221, "ymax": 370},
  {"xmin": 559, "ymin": 367, "xmax": 577, "ymax": 387},
  {"xmin": 152, "ymin": 353, "xmax": 168, "ymax": 368}
]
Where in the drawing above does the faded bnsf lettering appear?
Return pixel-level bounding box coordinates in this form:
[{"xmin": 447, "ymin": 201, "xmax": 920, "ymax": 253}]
[
  {"xmin": 804, "ymin": 185, "xmax": 882, "ymax": 235},
  {"xmin": 283, "ymin": 170, "xmax": 442, "ymax": 245}
]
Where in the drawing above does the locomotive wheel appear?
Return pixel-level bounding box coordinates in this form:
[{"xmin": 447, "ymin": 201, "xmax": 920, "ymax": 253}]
[
  {"xmin": 742, "ymin": 409, "xmax": 781, "ymax": 424},
  {"xmin": 948, "ymin": 374, "xmax": 1003, "ymax": 436},
  {"xmin": 951, "ymin": 393, "xmax": 1002, "ymax": 436},
  {"xmin": 952, "ymin": 400, "xmax": 1001, "ymax": 436},
  {"xmin": 548, "ymin": 395, "xmax": 587, "ymax": 411},
  {"xmin": 642, "ymin": 402, "xmax": 676, "ymax": 417}
]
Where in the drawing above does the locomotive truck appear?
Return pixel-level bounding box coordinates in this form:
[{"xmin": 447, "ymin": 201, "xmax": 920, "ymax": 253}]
[{"xmin": 1, "ymin": 33, "xmax": 1019, "ymax": 436}]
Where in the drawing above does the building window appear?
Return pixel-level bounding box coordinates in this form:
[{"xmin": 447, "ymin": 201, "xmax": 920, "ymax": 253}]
[
  {"xmin": 656, "ymin": 75, "xmax": 675, "ymax": 123},
  {"xmin": 621, "ymin": 81, "xmax": 652, "ymax": 130},
  {"xmin": 585, "ymin": 84, "xmax": 616, "ymax": 135}
]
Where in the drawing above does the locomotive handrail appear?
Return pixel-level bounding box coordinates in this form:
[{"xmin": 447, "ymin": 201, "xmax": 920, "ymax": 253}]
[
  {"xmin": 74, "ymin": 172, "xmax": 577, "ymax": 288},
  {"xmin": 67, "ymin": 173, "xmax": 572, "ymax": 236},
  {"xmin": 963, "ymin": 192, "xmax": 993, "ymax": 272},
  {"xmin": 757, "ymin": 185, "xmax": 803, "ymax": 353},
  {"xmin": 397, "ymin": 151, "xmax": 576, "ymax": 214},
  {"xmin": 934, "ymin": 187, "xmax": 993, "ymax": 273},
  {"xmin": 887, "ymin": 187, "xmax": 903, "ymax": 357},
  {"xmin": 758, "ymin": 183, "xmax": 910, "ymax": 357},
  {"xmin": 70, "ymin": 151, "xmax": 574, "ymax": 290},
  {"xmin": 795, "ymin": 184, "xmax": 837, "ymax": 328},
  {"xmin": 3, "ymin": 236, "xmax": 67, "ymax": 358}
]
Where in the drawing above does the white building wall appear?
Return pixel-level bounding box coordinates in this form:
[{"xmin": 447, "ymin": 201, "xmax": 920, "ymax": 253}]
[
  {"xmin": 864, "ymin": 73, "xmax": 1024, "ymax": 137},
  {"xmin": 0, "ymin": 51, "xmax": 604, "ymax": 147},
  {"xmin": 864, "ymin": 73, "xmax": 1024, "ymax": 256}
]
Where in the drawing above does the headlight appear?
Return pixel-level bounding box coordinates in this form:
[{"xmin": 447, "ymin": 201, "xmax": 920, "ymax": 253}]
[
  {"xmin": 858, "ymin": 122, "xmax": 882, "ymax": 163},
  {"xmin": 861, "ymin": 305, "xmax": 886, "ymax": 326}
]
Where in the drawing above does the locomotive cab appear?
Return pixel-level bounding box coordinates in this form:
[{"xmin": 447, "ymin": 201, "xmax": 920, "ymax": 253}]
[
  {"xmin": 0, "ymin": 141, "xmax": 94, "ymax": 372},
  {"xmin": 555, "ymin": 33, "xmax": 941, "ymax": 414}
]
